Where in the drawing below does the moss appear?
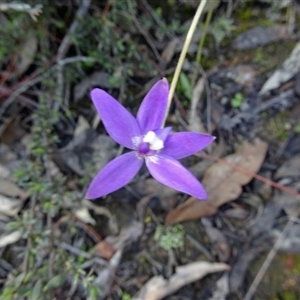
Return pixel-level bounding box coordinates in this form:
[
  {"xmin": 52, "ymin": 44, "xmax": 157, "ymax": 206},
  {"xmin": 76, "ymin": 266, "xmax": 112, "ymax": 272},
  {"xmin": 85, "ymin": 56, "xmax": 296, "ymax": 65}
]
[
  {"xmin": 227, "ymin": 39, "xmax": 296, "ymax": 75},
  {"xmin": 250, "ymin": 253, "xmax": 300, "ymax": 299},
  {"xmin": 264, "ymin": 111, "xmax": 290, "ymax": 142}
]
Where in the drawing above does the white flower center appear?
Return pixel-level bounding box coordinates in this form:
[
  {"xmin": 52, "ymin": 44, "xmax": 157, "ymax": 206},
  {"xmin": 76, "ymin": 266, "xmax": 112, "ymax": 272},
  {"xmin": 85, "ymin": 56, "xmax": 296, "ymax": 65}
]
[
  {"xmin": 143, "ymin": 131, "xmax": 164, "ymax": 151},
  {"xmin": 132, "ymin": 136, "xmax": 142, "ymax": 147}
]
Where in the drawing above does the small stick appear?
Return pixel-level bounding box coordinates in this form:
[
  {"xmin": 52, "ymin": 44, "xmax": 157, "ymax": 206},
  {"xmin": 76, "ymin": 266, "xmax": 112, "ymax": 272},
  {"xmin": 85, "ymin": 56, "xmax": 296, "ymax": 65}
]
[
  {"xmin": 56, "ymin": 0, "xmax": 91, "ymax": 62},
  {"xmin": 243, "ymin": 219, "xmax": 294, "ymax": 300}
]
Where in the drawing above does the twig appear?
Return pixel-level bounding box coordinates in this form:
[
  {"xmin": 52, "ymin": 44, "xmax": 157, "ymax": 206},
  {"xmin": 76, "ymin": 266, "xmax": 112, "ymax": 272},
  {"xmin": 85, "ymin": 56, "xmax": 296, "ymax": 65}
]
[
  {"xmin": 203, "ymin": 66, "xmax": 213, "ymax": 134},
  {"xmin": 140, "ymin": 0, "xmax": 175, "ymax": 40},
  {"xmin": 0, "ymin": 56, "xmax": 96, "ymax": 119},
  {"xmin": 47, "ymin": 213, "xmax": 54, "ymax": 278},
  {"xmin": 56, "ymin": 0, "xmax": 91, "ymax": 62},
  {"xmin": 55, "ymin": 214, "xmax": 103, "ymax": 243},
  {"xmin": 54, "ymin": 56, "xmax": 97, "ymax": 110},
  {"xmin": 0, "ymin": 3, "xmax": 42, "ymax": 21},
  {"xmin": 0, "ymin": 55, "xmax": 17, "ymax": 87},
  {"xmin": 102, "ymin": 0, "xmax": 112, "ymax": 19},
  {"xmin": 186, "ymin": 234, "xmax": 213, "ymax": 260},
  {"xmin": 189, "ymin": 76, "xmax": 206, "ymax": 133},
  {"xmin": 59, "ymin": 242, "xmax": 92, "ymax": 259},
  {"xmin": 57, "ymin": 56, "xmax": 97, "ymax": 66},
  {"xmin": 126, "ymin": 0, "xmax": 161, "ymax": 62},
  {"xmin": 222, "ymin": 89, "xmax": 296, "ymax": 131},
  {"xmin": 23, "ymin": 194, "xmax": 38, "ymax": 273},
  {"xmin": 59, "ymin": 242, "xmax": 107, "ymax": 266},
  {"xmin": 164, "ymin": 0, "xmax": 208, "ymax": 126},
  {"xmin": 243, "ymin": 219, "xmax": 294, "ymax": 300},
  {"xmin": 0, "ymin": 69, "xmax": 53, "ymax": 119},
  {"xmin": 55, "ymin": 0, "xmax": 91, "ymax": 108},
  {"xmin": 38, "ymin": 101, "xmax": 56, "ymax": 278}
]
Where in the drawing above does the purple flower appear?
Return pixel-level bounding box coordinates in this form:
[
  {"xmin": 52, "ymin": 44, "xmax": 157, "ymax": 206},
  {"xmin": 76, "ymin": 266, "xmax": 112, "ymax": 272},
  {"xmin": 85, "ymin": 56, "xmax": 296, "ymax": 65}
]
[{"xmin": 86, "ymin": 78, "xmax": 215, "ymax": 200}]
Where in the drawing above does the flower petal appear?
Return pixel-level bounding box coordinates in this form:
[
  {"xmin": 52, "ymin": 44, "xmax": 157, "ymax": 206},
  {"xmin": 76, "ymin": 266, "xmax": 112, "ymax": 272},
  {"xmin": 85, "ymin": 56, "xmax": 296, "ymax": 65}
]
[
  {"xmin": 91, "ymin": 89, "xmax": 141, "ymax": 149},
  {"xmin": 153, "ymin": 126, "xmax": 172, "ymax": 142},
  {"xmin": 137, "ymin": 78, "xmax": 169, "ymax": 133},
  {"xmin": 146, "ymin": 154, "xmax": 207, "ymax": 199},
  {"xmin": 160, "ymin": 132, "xmax": 215, "ymax": 159},
  {"xmin": 86, "ymin": 152, "xmax": 143, "ymax": 199}
]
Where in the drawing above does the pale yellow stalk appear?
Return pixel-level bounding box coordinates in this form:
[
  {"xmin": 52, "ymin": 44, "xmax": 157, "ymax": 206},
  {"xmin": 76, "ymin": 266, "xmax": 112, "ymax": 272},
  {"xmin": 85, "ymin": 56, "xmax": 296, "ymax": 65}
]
[{"xmin": 163, "ymin": 0, "xmax": 208, "ymax": 126}]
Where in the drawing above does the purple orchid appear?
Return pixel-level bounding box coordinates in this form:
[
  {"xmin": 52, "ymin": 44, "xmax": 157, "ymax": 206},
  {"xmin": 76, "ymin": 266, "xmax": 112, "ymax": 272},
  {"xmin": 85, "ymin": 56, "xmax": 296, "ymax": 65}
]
[{"xmin": 86, "ymin": 78, "xmax": 215, "ymax": 200}]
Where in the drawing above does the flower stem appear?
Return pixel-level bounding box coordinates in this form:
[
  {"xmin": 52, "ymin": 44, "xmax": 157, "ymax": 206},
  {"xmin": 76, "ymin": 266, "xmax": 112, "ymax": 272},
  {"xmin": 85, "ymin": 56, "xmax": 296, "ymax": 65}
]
[
  {"xmin": 191, "ymin": 0, "xmax": 214, "ymax": 87},
  {"xmin": 164, "ymin": 0, "xmax": 208, "ymax": 125}
]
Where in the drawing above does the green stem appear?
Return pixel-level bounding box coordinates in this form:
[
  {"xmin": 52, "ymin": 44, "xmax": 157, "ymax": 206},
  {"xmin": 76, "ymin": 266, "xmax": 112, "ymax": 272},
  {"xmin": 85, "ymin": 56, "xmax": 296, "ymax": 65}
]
[
  {"xmin": 163, "ymin": 0, "xmax": 208, "ymax": 126},
  {"xmin": 192, "ymin": 0, "xmax": 214, "ymax": 86}
]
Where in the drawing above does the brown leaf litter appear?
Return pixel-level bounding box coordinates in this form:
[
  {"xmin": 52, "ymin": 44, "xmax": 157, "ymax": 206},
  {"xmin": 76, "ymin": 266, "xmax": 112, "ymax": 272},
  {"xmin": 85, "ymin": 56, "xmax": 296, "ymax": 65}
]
[
  {"xmin": 133, "ymin": 261, "xmax": 229, "ymax": 300},
  {"xmin": 165, "ymin": 139, "xmax": 268, "ymax": 225}
]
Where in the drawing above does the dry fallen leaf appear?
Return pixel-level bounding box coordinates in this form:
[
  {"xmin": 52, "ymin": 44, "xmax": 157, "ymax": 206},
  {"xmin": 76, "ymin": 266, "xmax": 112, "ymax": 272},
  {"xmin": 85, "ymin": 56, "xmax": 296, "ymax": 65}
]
[
  {"xmin": 207, "ymin": 273, "xmax": 229, "ymax": 300},
  {"xmin": 0, "ymin": 163, "xmax": 28, "ymax": 218},
  {"xmin": 74, "ymin": 115, "xmax": 90, "ymax": 136},
  {"xmin": 94, "ymin": 220, "xmax": 143, "ymax": 259},
  {"xmin": 52, "ymin": 130, "xmax": 116, "ymax": 175},
  {"xmin": 188, "ymin": 76, "xmax": 207, "ymax": 133},
  {"xmin": 161, "ymin": 38, "xmax": 180, "ymax": 66},
  {"xmin": 133, "ymin": 261, "xmax": 229, "ymax": 300},
  {"xmin": 105, "ymin": 220, "xmax": 143, "ymax": 250},
  {"xmin": 260, "ymin": 41, "xmax": 300, "ymax": 94},
  {"xmin": 165, "ymin": 139, "xmax": 268, "ymax": 225},
  {"xmin": 0, "ymin": 117, "xmax": 26, "ymax": 146},
  {"xmin": 0, "ymin": 194, "xmax": 24, "ymax": 217},
  {"xmin": 93, "ymin": 240, "xmax": 116, "ymax": 260},
  {"xmin": 0, "ymin": 231, "xmax": 22, "ymax": 248},
  {"xmin": 74, "ymin": 71, "xmax": 115, "ymax": 102},
  {"xmin": 226, "ymin": 65, "xmax": 257, "ymax": 87},
  {"xmin": 0, "ymin": 163, "xmax": 28, "ymax": 200},
  {"xmin": 83, "ymin": 200, "xmax": 118, "ymax": 234},
  {"xmin": 133, "ymin": 178, "xmax": 178, "ymax": 211},
  {"xmin": 6, "ymin": 31, "xmax": 38, "ymax": 79},
  {"xmin": 74, "ymin": 207, "xmax": 96, "ymax": 225},
  {"xmin": 276, "ymin": 190, "xmax": 300, "ymax": 218},
  {"xmin": 205, "ymin": 226, "xmax": 230, "ymax": 262},
  {"xmin": 0, "ymin": 178, "xmax": 28, "ymax": 200},
  {"xmin": 232, "ymin": 24, "xmax": 289, "ymax": 50},
  {"xmin": 0, "ymin": 144, "xmax": 20, "ymax": 172},
  {"xmin": 274, "ymin": 154, "xmax": 300, "ymax": 180},
  {"xmin": 93, "ymin": 249, "xmax": 123, "ymax": 297}
]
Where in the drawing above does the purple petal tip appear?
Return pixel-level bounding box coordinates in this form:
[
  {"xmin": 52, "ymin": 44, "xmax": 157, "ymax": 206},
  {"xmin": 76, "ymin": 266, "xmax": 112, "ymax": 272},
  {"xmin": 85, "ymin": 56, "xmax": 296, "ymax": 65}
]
[{"xmin": 162, "ymin": 77, "xmax": 168, "ymax": 84}]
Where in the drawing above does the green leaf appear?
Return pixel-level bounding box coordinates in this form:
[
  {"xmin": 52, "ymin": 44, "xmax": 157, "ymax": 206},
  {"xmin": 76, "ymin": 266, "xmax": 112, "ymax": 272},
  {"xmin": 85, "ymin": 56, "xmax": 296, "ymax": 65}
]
[
  {"xmin": 14, "ymin": 272, "xmax": 26, "ymax": 289},
  {"xmin": 179, "ymin": 73, "xmax": 193, "ymax": 101},
  {"xmin": 6, "ymin": 221, "xmax": 22, "ymax": 231},
  {"xmin": 294, "ymin": 123, "xmax": 300, "ymax": 133},
  {"xmin": 231, "ymin": 92, "xmax": 244, "ymax": 108},
  {"xmin": 212, "ymin": 17, "xmax": 236, "ymax": 44},
  {"xmin": 46, "ymin": 275, "xmax": 65, "ymax": 290},
  {"xmin": 89, "ymin": 285, "xmax": 101, "ymax": 300},
  {"xmin": 122, "ymin": 291, "xmax": 132, "ymax": 300},
  {"xmin": 1, "ymin": 286, "xmax": 15, "ymax": 299},
  {"xmin": 24, "ymin": 271, "xmax": 34, "ymax": 283},
  {"xmin": 32, "ymin": 280, "xmax": 42, "ymax": 300}
]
